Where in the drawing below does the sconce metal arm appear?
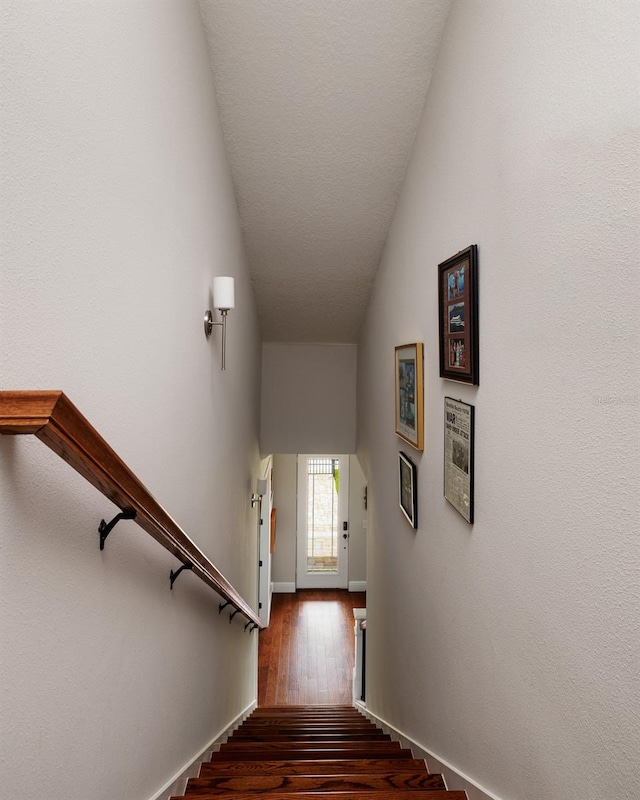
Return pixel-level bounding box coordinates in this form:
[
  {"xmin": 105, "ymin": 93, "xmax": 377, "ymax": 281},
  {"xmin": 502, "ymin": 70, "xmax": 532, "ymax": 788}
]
[{"xmin": 204, "ymin": 309, "xmax": 229, "ymax": 370}]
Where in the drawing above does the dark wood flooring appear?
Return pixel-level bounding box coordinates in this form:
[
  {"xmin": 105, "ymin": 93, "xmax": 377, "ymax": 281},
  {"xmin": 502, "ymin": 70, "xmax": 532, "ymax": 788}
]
[{"xmin": 258, "ymin": 590, "xmax": 366, "ymax": 706}]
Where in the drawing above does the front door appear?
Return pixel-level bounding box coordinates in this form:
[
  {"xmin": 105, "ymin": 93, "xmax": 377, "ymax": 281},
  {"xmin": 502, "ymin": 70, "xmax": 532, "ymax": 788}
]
[{"xmin": 296, "ymin": 455, "xmax": 349, "ymax": 589}]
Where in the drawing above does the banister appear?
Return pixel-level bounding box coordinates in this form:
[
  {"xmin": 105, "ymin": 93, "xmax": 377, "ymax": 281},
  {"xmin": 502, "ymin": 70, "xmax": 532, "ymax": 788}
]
[{"xmin": 0, "ymin": 391, "xmax": 264, "ymax": 629}]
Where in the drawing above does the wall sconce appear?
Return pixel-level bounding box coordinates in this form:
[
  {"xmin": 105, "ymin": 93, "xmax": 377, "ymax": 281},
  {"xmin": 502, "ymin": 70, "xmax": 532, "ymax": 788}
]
[
  {"xmin": 251, "ymin": 478, "xmax": 268, "ymax": 508},
  {"xmin": 204, "ymin": 276, "xmax": 235, "ymax": 370}
]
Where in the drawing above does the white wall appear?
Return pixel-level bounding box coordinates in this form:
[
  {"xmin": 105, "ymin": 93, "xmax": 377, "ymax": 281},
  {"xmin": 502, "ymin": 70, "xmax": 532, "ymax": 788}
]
[
  {"xmin": 0, "ymin": 3, "xmax": 262, "ymax": 799},
  {"xmin": 271, "ymin": 454, "xmax": 367, "ymax": 589},
  {"xmin": 357, "ymin": 3, "xmax": 640, "ymax": 800},
  {"xmin": 261, "ymin": 343, "xmax": 357, "ymax": 455}
]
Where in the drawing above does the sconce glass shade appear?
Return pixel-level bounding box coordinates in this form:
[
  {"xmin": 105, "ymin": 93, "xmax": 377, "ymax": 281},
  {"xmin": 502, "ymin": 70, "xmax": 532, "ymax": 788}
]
[{"xmin": 213, "ymin": 276, "xmax": 235, "ymax": 310}]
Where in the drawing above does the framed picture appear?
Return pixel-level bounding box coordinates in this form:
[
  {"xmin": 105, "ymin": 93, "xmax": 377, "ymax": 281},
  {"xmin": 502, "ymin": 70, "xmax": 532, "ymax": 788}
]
[
  {"xmin": 395, "ymin": 343, "xmax": 424, "ymax": 450},
  {"xmin": 438, "ymin": 245, "xmax": 479, "ymax": 384},
  {"xmin": 398, "ymin": 451, "xmax": 418, "ymax": 528},
  {"xmin": 444, "ymin": 397, "xmax": 475, "ymax": 523}
]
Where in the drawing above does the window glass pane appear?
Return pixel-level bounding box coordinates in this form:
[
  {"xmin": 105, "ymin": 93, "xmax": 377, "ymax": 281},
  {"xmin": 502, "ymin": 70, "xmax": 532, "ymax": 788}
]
[{"xmin": 306, "ymin": 458, "xmax": 338, "ymax": 574}]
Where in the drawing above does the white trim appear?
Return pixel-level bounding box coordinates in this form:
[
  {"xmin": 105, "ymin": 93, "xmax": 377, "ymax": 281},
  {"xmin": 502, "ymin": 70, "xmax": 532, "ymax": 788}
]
[
  {"xmin": 148, "ymin": 699, "xmax": 256, "ymax": 800},
  {"xmin": 272, "ymin": 582, "xmax": 296, "ymax": 593},
  {"xmin": 349, "ymin": 580, "xmax": 367, "ymax": 592},
  {"xmin": 355, "ymin": 702, "xmax": 504, "ymax": 800}
]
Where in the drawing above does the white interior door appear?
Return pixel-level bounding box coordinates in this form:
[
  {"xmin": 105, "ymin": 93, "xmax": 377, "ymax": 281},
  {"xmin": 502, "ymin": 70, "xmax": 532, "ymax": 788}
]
[
  {"xmin": 258, "ymin": 459, "xmax": 273, "ymax": 625},
  {"xmin": 296, "ymin": 455, "xmax": 349, "ymax": 589}
]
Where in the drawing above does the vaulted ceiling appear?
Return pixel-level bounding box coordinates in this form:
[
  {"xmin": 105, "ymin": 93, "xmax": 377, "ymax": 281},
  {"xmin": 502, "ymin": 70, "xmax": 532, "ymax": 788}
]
[{"xmin": 199, "ymin": 0, "xmax": 451, "ymax": 343}]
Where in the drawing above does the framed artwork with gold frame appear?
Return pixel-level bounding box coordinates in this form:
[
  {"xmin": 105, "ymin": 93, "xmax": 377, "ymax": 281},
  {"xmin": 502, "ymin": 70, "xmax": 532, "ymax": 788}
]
[{"xmin": 395, "ymin": 342, "xmax": 424, "ymax": 451}]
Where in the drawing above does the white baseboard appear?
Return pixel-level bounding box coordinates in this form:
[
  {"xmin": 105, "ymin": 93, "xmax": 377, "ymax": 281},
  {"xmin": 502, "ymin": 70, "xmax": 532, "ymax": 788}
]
[
  {"xmin": 273, "ymin": 582, "xmax": 366, "ymax": 593},
  {"xmin": 148, "ymin": 699, "xmax": 256, "ymax": 800},
  {"xmin": 355, "ymin": 702, "xmax": 503, "ymax": 800},
  {"xmin": 272, "ymin": 582, "xmax": 296, "ymax": 593}
]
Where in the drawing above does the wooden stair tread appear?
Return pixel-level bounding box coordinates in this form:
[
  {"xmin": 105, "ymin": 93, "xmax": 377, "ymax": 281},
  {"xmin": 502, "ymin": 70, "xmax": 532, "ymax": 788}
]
[
  {"xmin": 238, "ymin": 721, "xmax": 376, "ymax": 728},
  {"xmin": 199, "ymin": 758, "xmax": 430, "ymax": 776},
  {"xmin": 233, "ymin": 726, "xmax": 381, "ymax": 732},
  {"xmin": 182, "ymin": 772, "xmax": 446, "ymax": 794},
  {"xmin": 250, "ymin": 714, "xmax": 364, "ymax": 719},
  {"xmin": 230, "ymin": 732, "xmax": 390, "ymax": 741},
  {"xmin": 176, "ymin": 792, "xmax": 466, "ymax": 800},
  {"xmin": 211, "ymin": 748, "xmax": 414, "ymax": 761},
  {"xmin": 250, "ymin": 712, "xmax": 360, "ymax": 717},
  {"xmin": 246, "ymin": 712, "xmax": 368, "ymax": 717},
  {"xmin": 250, "ymin": 707, "xmax": 365, "ymax": 712},
  {"xmin": 220, "ymin": 740, "xmax": 402, "ymax": 750},
  {"xmin": 246, "ymin": 718, "xmax": 367, "ymax": 724}
]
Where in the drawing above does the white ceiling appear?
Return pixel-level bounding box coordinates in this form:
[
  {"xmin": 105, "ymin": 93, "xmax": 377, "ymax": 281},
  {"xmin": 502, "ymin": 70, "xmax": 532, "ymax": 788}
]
[{"xmin": 199, "ymin": 0, "xmax": 451, "ymax": 343}]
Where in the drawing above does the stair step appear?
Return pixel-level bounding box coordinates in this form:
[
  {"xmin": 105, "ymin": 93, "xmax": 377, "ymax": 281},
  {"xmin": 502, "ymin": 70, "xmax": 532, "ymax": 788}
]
[
  {"xmin": 182, "ymin": 771, "xmax": 446, "ymax": 795},
  {"xmin": 250, "ymin": 708, "xmax": 364, "ymax": 713},
  {"xmin": 236, "ymin": 721, "xmax": 377, "ymax": 728},
  {"xmin": 230, "ymin": 732, "xmax": 390, "ymax": 741},
  {"xmin": 211, "ymin": 748, "xmax": 415, "ymax": 761},
  {"xmin": 199, "ymin": 758, "xmax": 431, "ymax": 776},
  {"xmin": 249, "ymin": 711, "xmax": 363, "ymax": 718},
  {"xmin": 234, "ymin": 728, "xmax": 379, "ymax": 736},
  {"xmin": 221, "ymin": 738, "xmax": 403, "ymax": 748},
  {"xmin": 174, "ymin": 705, "xmax": 467, "ymax": 800},
  {"xmin": 177, "ymin": 791, "xmax": 466, "ymax": 800},
  {"xmin": 239, "ymin": 720, "xmax": 375, "ymax": 728},
  {"xmin": 249, "ymin": 714, "xmax": 366, "ymax": 718},
  {"xmin": 245, "ymin": 718, "xmax": 367, "ymax": 725},
  {"xmin": 218, "ymin": 741, "xmax": 405, "ymax": 754}
]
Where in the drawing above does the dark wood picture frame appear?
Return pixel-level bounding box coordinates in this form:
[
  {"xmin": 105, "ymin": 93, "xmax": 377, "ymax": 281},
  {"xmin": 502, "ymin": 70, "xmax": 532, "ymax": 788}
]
[
  {"xmin": 398, "ymin": 451, "xmax": 418, "ymax": 528},
  {"xmin": 438, "ymin": 245, "xmax": 479, "ymax": 385}
]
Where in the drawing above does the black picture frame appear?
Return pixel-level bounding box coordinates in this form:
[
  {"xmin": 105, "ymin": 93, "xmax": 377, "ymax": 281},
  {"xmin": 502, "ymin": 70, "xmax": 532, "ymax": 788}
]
[
  {"xmin": 444, "ymin": 397, "xmax": 475, "ymax": 523},
  {"xmin": 398, "ymin": 451, "xmax": 418, "ymax": 528},
  {"xmin": 438, "ymin": 245, "xmax": 479, "ymax": 385}
]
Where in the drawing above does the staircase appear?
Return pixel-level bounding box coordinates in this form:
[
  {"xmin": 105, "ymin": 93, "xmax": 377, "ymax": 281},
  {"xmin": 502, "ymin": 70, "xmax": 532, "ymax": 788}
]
[{"xmin": 171, "ymin": 705, "xmax": 467, "ymax": 799}]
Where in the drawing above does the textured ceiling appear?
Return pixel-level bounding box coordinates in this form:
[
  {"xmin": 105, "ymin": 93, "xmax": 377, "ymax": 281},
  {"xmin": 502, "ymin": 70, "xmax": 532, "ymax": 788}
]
[{"xmin": 199, "ymin": 0, "xmax": 451, "ymax": 343}]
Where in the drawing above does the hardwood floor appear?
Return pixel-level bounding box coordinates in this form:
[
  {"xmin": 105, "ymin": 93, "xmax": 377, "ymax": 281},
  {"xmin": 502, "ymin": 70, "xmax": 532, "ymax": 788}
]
[{"xmin": 258, "ymin": 590, "xmax": 366, "ymax": 706}]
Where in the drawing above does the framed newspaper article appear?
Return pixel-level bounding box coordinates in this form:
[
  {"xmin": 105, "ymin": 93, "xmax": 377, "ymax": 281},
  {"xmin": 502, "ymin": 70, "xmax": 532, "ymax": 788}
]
[
  {"xmin": 395, "ymin": 343, "xmax": 424, "ymax": 451},
  {"xmin": 398, "ymin": 451, "xmax": 418, "ymax": 528},
  {"xmin": 438, "ymin": 245, "xmax": 479, "ymax": 385},
  {"xmin": 444, "ymin": 397, "xmax": 475, "ymax": 523}
]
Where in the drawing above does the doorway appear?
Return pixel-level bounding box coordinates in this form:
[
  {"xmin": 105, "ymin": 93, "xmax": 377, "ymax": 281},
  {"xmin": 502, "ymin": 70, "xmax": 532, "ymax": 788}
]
[{"xmin": 296, "ymin": 455, "xmax": 349, "ymax": 589}]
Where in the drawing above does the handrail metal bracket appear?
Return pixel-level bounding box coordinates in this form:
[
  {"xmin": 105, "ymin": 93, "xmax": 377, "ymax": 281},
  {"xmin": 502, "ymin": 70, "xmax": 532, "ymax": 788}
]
[
  {"xmin": 99, "ymin": 509, "xmax": 136, "ymax": 550},
  {"xmin": 170, "ymin": 562, "xmax": 193, "ymax": 590},
  {"xmin": 219, "ymin": 601, "xmax": 231, "ymax": 614},
  {"xmin": 229, "ymin": 608, "xmax": 240, "ymax": 623}
]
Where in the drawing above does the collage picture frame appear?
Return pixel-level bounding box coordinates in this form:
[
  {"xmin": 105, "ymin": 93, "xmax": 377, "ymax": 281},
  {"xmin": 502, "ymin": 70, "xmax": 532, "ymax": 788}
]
[{"xmin": 438, "ymin": 245, "xmax": 479, "ymax": 385}]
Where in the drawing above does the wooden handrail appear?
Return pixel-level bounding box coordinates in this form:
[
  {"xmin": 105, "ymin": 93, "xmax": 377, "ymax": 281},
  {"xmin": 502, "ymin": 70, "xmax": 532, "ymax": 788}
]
[{"xmin": 0, "ymin": 391, "xmax": 263, "ymax": 629}]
